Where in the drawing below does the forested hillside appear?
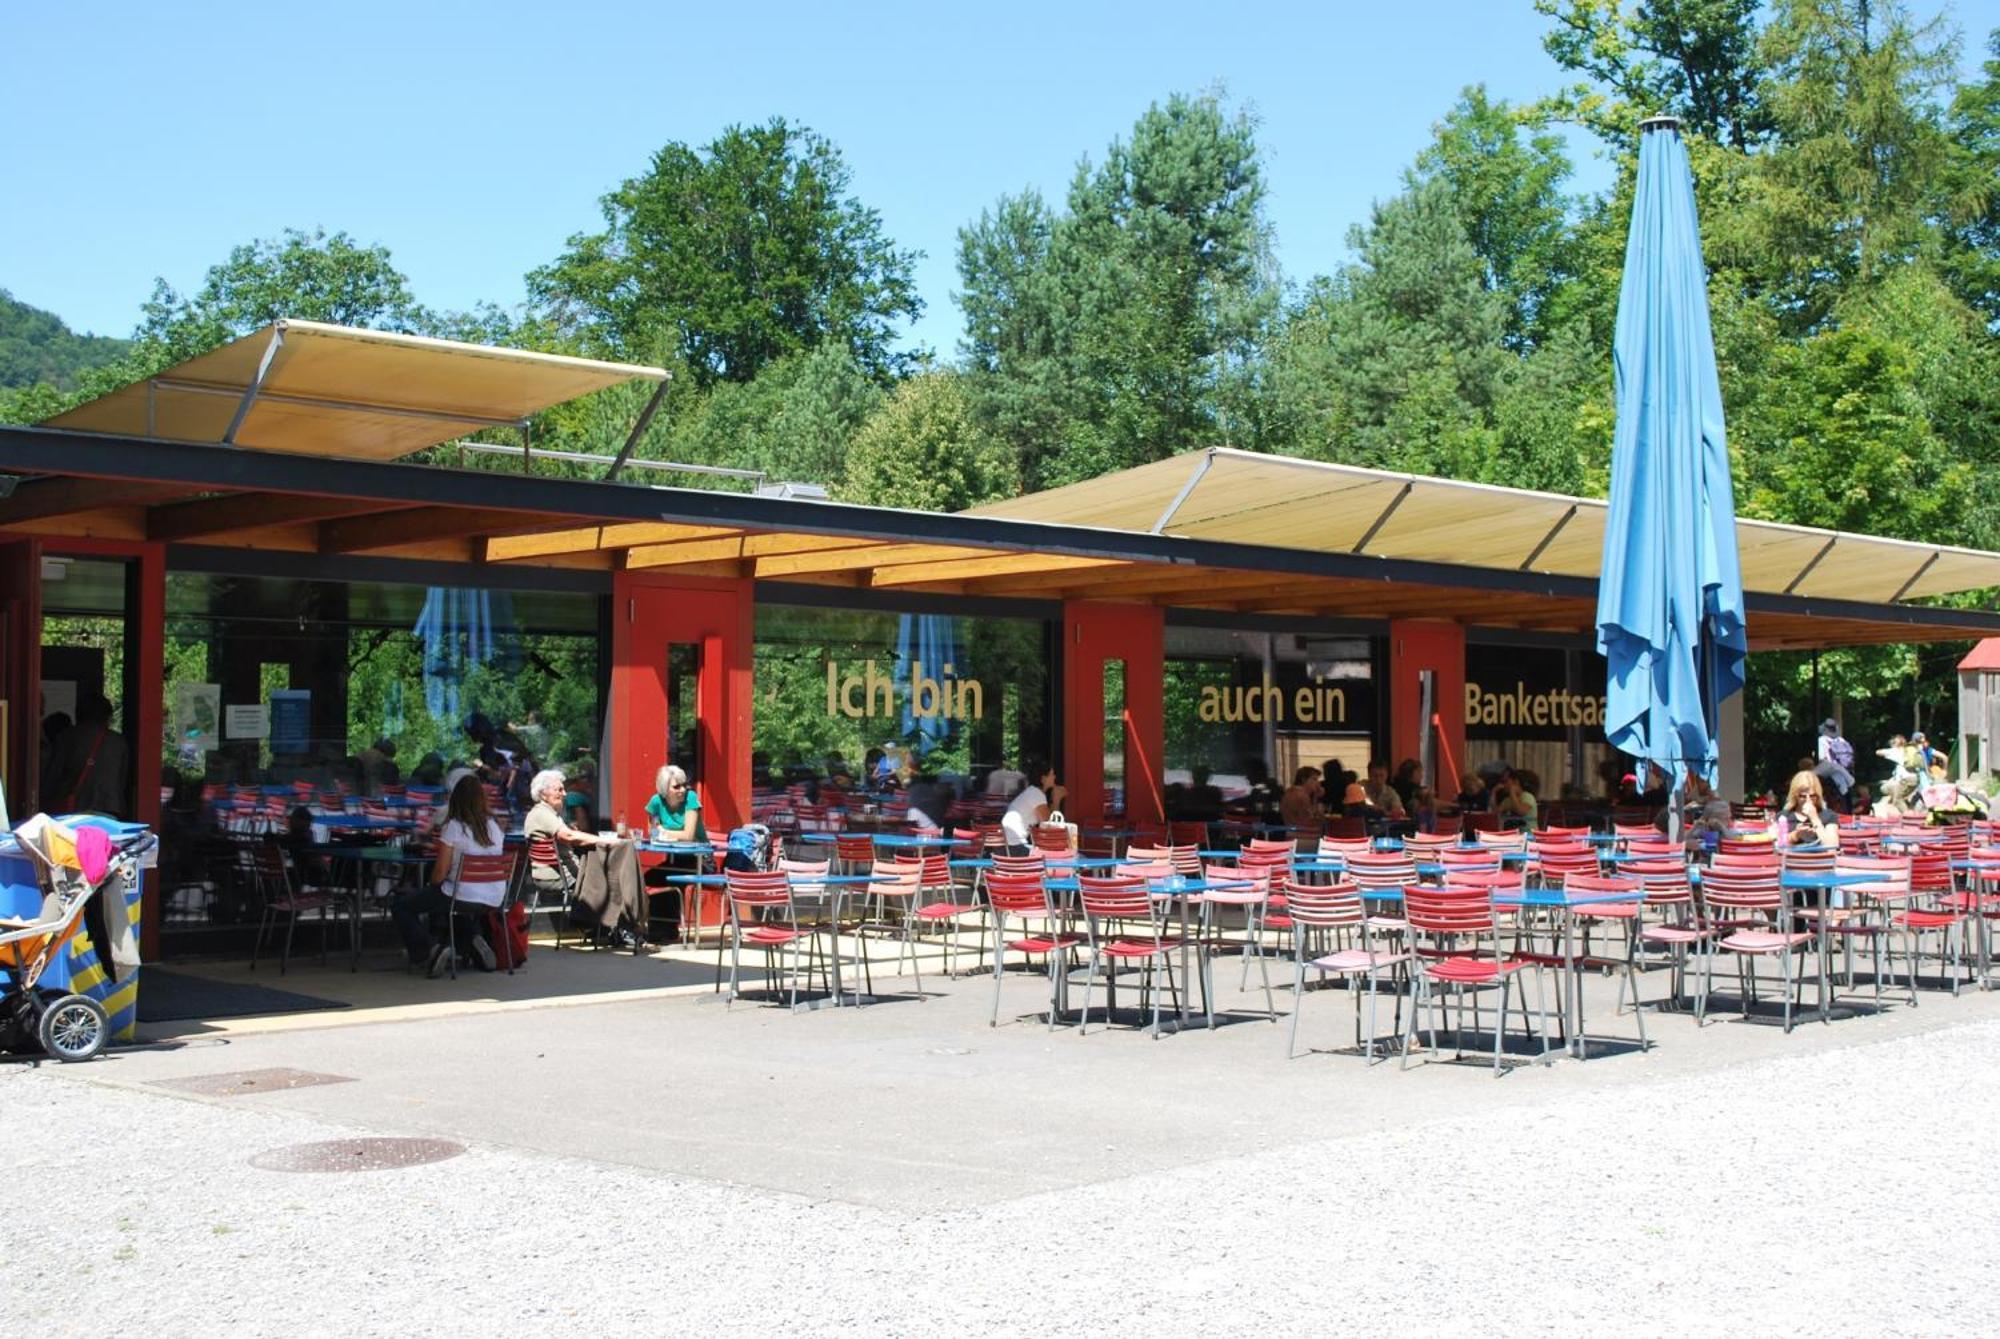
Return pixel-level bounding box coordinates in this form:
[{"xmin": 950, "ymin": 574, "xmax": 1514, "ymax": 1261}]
[{"xmin": 0, "ymin": 290, "xmax": 129, "ymax": 389}]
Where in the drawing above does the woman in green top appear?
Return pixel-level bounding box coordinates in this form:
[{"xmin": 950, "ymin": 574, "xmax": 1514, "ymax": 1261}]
[{"xmin": 645, "ymin": 764, "xmax": 704, "ymax": 841}]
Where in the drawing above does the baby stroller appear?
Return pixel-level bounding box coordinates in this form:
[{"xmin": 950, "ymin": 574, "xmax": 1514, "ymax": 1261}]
[{"xmin": 0, "ymin": 814, "xmax": 152, "ymax": 1062}]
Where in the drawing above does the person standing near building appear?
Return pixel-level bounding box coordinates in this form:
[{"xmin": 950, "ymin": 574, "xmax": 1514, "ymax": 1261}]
[
  {"xmin": 1814, "ymin": 719, "xmax": 1855, "ymax": 804},
  {"xmin": 40, "ymin": 693, "xmax": 130, "ymax": 985},
  {"xmin": 1876, "ymin": 734, "xmax": 1921, "ymax": 812}
]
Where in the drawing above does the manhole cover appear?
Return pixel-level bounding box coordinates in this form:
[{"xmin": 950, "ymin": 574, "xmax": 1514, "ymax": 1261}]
[
  {"xmin": 250, "ymin": 1138, "xmax": 464, "ymax": 1173},
  {"xmin": 150, "ymin": 1067, "xmax": 355, "ymax": 1097}
]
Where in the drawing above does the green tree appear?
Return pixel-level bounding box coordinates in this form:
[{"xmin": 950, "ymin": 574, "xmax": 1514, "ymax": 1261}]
[
  {"xmin": 1307, "ymin": 178, "xmax": 1509, "ymax": 463},
  {"xmin": 1752, "ymin": 0, "xmax": 1966, "ymax": 332},
  {"xmin": 1411, "ymin": 87, "xmax": 1580, "ymax": 350},
  {"xmin": 3, "ymin": 228, "xmax": 459, "ymax": 426},
  {"xmin": 838, "ymin": 371, "xmax": 1016, "ymax": 512},
  {"xmin": 528, "ymin": 118, "xmax": 923, "ymax": 388},
  {"xmin": 1941, "ymin": 30, "xmax": 2000, "ymax": 324},
  {"xmin": 956, "ymin": 92, "xmax": 1277, "ymax": 487},
  {"xmin": 660, "ymin": 343, "xmax": 882, "ymax": 486},
  {"xmin": 1535, "ymin": 0, "xmax": 1770, "ymax": 148},
  {"xmin": 138, "ymin": 227, "xmax": 436, "ymax": 358}
]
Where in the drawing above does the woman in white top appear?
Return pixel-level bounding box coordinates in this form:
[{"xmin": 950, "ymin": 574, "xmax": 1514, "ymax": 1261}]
[
  {"xmin": 394, "ymin": 774, "xmax": 508, "ymax": 976},
  {"xmin": 1001, "ymin": 760, "xmax": 1066, "ymax": 853}
]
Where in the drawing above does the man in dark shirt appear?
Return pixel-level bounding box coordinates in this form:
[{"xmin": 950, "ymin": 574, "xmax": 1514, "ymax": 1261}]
[
  {"xmin": 39, "ymin": 693, "xmax": 129, "ymax": 986},
  {"xmin": 42, "ymin": 694, "xmax": 129, "ymax": 818}
]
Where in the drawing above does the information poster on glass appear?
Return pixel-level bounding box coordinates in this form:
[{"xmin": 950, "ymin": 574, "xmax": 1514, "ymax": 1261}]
[
  {"xmin": 269, "ymin": 689, "xmax": 312, "ymax": 755},
  {"xmin": 224, "ymin": 703, "xmax": 269, "ymax": 740}
]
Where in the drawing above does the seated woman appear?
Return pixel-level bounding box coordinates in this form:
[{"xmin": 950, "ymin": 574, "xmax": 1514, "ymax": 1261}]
[
  {"xmin": 525, "ymin": 767, "xmax": 640, "ymax": 949},
  {"xmin": 1000, "ymin": 759, "xmax": 1065, "ymax": 854},
  {"xmin": 644, "ymin": 764, "xmax": 705, "ymax": 842},
  {"xmin": 1774, "ymin": 770, "xmax": 1840, "ymax": 848},
  {"xmin": 393, "ymin": 774, "xmax": 508, "ymax": 976}
]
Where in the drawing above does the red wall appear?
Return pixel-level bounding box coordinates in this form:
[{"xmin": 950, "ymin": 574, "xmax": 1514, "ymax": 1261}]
[
  {"xmin": 609, "ymin": 571, "xmax": 753, "ymax": 836},
  {"xmin": 1388, "ymin": 619, "xmax": 1466, "ymax": 795},
  {"xmin": 1061, "ymin": 602, "xmax": 1164, "ymax": 826}
]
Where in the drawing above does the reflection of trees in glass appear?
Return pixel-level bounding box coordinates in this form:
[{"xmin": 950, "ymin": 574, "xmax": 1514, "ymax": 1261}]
[
  {"xmin": 1165, "ymin": 658, "xmax": 1235, "ymax": 770},
  {"xmin": 343, "ymin": 629, "xmax": 599, "ymax": 771},
  {"xmin": 752, "ymin": 605, "xmax": 1053, "ymax": 778}
]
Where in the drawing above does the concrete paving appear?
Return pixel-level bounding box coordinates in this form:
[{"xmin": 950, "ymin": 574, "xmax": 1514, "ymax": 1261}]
[{"xmin": 9, "ymin": 944, "xmax": 2000, "ymax": 1334}]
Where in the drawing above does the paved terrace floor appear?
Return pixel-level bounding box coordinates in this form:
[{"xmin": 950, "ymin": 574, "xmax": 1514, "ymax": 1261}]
[{"xmin": 9, "ymin": 937, "xmax": 2000, "ymax": 1334}]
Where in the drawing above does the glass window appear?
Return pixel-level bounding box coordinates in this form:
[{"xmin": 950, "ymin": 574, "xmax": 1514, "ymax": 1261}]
[
  {"xmin": 1163, "ymin": 624, "xmax": 1378, "ymax": 823},
  {"xmin": 154, "ymin": 570, "xmax": 602, "ymax": 947},
  {"xmin": 752, "ymin": 603, "xmax": 1054, "ymax": 815}
]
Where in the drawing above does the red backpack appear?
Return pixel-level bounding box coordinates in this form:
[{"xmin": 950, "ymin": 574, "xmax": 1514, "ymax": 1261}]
[{"xmin": 486, "ymin": 902, "xmax": 530, "ymax": 968}]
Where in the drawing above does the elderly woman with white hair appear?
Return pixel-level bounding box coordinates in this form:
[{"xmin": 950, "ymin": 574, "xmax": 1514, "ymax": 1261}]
[
  {"xmin": 524, "ymin": 766, "xmax": 644, "ymax": 950},
  {"xmin": 644, "ymin": 764, "xmax": 705, "ymax": 843}
]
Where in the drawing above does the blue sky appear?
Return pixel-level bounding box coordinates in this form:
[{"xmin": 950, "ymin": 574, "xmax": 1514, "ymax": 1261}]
[{"xmin": 5, "ymin": 1, "xmax": 1995, "ymax": 357}]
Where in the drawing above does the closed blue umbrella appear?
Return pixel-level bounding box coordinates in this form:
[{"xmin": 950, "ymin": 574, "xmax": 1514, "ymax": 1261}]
[
  {"xmin": 1596, "ymin": 118, "xmax": 1747, "ymax": 787},
  {"xmin": 894, "ymin": 613, "xmax": 960, "ymax": 757}
]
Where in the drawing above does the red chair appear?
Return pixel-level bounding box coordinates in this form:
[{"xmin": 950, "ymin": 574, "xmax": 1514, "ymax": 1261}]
[
  {"xmin": 849, "ymin": 864, "xmax": 925, "ymax": 995},
  {"xmin": 1618, "ymin": 858, "xmax": 1711, "ymax": 1015},
  {"xmin": 898, "ymin": 853, "xmax": 982, "ymax": 976},
  {"xmin": 1698, "ymin": 866, "xmax": 1822, "ymax": 1032},
  {"xmin": 984, "ymin": 873, "xmax": 1080, "ymax": 1029},
  {"xmin": 1245, "ymin": 837, "xmax": 1295, "ymax": 863},
  {"xmin": 1199, "ymin": 862, "xmax": 1275, "ymax": 1023},
  {"xmin": 1031, "ymin": 824, "xmax": 1074, "ymax": 856},
  {"xmin": 832, "ymin": 834, "xmax": 875, "ymax": 876},
  {"xmin": 245, "ymin": 841, "xmax": 343, "ymax": 975},
  {"xmin": 1282, "ymin": 878, "xmax": 1408, "ymax": 1062},
  {"xmin": 723, "ymin": 869, "xmax": 820, "ymax": 1008},
  {"xmin": 1827, "ymin": 854, "xmax": 1915, "ymax": 1004},
  {"xmin": 1404, "ymin": 832, "xmax": 1458, "ymax": 862},
  {"xmin": 1434, "ymin": 847, "xmax": 1500, "ymax": 878},
  {"xmin": 1533, "ymin": 845, "xmax": 1600, "ymax": 890},
  {"xmin": 1400, "ymin": 884, "xmax": 1552, "ymax": 1075},
  {"xmin": 1554, "ymin": 872, "xmax": 1647, "ymax": 1050},
  {"xmin": 1911, "ymin": 851, "xmax": 1980, "ymax": 994},
  {"xmin": 1074, "ymin": 875, "xmax": 1182, "ymax": 1037},
  {"xmin": 524, "ymin": 834, "xmax": 577, "ymax": 947},
  {"xmin": 444, "ymin": 848, "xmax": 523, "ymax": 978}
]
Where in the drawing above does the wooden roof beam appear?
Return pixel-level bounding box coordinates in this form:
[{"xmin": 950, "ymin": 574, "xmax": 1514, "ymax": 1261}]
[
  {"xmin": 319, "ymin": 506, "xmax": 566, "ymax": 554},
  {"xmin": 870, "ymin": 553, "xmax": 1128, "ymax": 588},
  {"xmin": 754, "ymin": 541, "xmax": 1001, "ymax": 579},
  {"xmin": 0, "ymin": 477, "xmax": 192, "ymax": 525},
  {"xmin": 149, "ymin": 492, "xmax": 421, "ymax": 543},
  {"xmin": 484, "ymin": 521, "xmax": 739, "ymax": 562},
  {"xmin": 627, "ymin": 533, "xmax": 883, "ymax": 571}
]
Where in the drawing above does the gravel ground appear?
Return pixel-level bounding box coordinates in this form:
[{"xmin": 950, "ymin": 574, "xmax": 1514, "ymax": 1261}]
[{"xmin": 7, "ymin": 1011, "xmax": 1999, "ymax": 1338}]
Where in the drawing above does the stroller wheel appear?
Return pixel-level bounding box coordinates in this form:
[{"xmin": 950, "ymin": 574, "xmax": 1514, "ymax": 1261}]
[{"xmin": 39, "ymin": 994, "xmax": 108, "ymax": 1062}]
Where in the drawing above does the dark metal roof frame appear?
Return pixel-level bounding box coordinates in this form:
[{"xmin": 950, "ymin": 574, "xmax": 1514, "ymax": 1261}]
[{"xmin": 4, "ymin": 426, "xmax": 1997, "ymax": 638}]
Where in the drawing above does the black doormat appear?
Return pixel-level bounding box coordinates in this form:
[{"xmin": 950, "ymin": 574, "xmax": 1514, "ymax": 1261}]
[{"xmin": 136, "ymin": 969, "xmax": 352, "ymax": 1023}]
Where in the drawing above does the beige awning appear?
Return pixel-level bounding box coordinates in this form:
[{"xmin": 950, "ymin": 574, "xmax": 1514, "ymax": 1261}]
[
  {"xmin": 42, "ymin": 320, "xmax": 667, "ymax": 461},
  {"xmin": 967, "ymin": 448, "xmax": 2000, "ymax": 605}
]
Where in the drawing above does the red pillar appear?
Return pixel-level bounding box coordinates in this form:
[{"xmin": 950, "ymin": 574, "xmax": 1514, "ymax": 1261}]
[
  {"xmin": 609, "ymin": 571, "xmax": 753, "ymax": 835},
  {"xmin": 1388, "ymin": 619, "xmax": 1467, "ymax": 795},
  {"xmin": 1061, "ymin": 602, "xmax": 1164, "ymax": 827}
]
